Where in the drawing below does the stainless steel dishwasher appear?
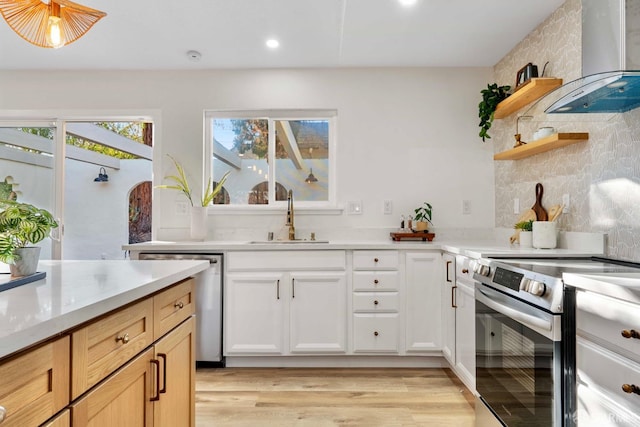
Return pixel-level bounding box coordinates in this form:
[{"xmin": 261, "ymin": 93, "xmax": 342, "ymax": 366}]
[{"xmin": 138, "ymin": 252, "xmax": 224, "ymax": 367}]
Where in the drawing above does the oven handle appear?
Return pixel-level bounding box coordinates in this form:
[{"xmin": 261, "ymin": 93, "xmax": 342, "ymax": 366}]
[{"xmin": 476, "ymin": 286, "xmax": 552, "ymax": 332}]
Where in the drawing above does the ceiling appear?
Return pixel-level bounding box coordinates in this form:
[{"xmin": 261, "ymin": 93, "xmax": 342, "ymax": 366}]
[{"xmin": 0, "ymin": 0, "xmax": 566, "ymax": 70}]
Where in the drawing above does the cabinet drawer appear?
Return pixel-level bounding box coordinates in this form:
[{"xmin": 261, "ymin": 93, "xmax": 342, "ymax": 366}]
[
  {"xmin": 353, "ymin": 313, "xmax": 399, "ymax": 352},
  {"xmin": 154, "ymin": 278, "xmax": 195, "ymax": 340},
  {"xmin": 353, "ymin": 292, "xmax": 399, "ymax": 312},
  {"xmin": 72, "ymin": 298, "xmax": 154, "ymax": 399},
  {"xmin": 0, "ymin": 336, "xmax": 69, "ymax": 427},
  {"xmin": 352, "ymin": 251, "xmax": 399, "ymax": 270},
  {"xmin": 577, "ymin": 290, "xmax": 640, "ymax": 364},
  {"xmin": 227, "ymin": 251, "xmax": 346, "ymax": 271},
  {"xmin": 352, "ymin": 271, "xmax": 399, "ymax": 291},
  {"xmin": 577, "ymin": 337, "xmax": 640, "ymax": 418}
]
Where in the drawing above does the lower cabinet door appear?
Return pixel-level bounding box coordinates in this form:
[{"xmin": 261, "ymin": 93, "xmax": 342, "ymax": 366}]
[
  {"xmin": 454, "ymin": 281, "xmax": 476, "ymax": 392},
  {"xmin": 42, "ymin": 409, "xmax": 71, "ymax": 427},
  {"xmin": 353, "ymin": 313, "xmax": 399, "ymax": 353},
  {"xmin": 71, "ymin": 348, "xmax": 154, "ymax": 427},
  {"xmin": 153, "ymin": 317, "xmax": 195, "ymax": 427},
  {"xmin": 0, "ymin": 335, "xmax": 69, "ymax": 427}
]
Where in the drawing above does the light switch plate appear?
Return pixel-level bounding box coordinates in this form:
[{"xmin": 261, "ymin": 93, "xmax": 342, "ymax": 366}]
[
  {"xmin": 347, "ymin": 200, "xmax": 363, "ymax": 215},
  {"xmin": 383, "ymin": 200, "xmax": 393, "ymax": 215},
  {"xmin": 562, "ymin": 194, "xmax": 570, "ymax": 213},
  {"xmin": 462, "ymin": 200, "xmax": 471, "ymax": 215},
  {"xmin": 176, "ymin": 201, "xmax": 188, "ymax": 216},
  {"xmin": 514, "ymin": 198, "xmax": 520, "ymax": 214}
]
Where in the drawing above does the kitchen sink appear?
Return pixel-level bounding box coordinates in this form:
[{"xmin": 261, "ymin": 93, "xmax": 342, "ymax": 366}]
[{"xmin": 248, "ymin": 240, "xmax": 330, "ymax": 244}]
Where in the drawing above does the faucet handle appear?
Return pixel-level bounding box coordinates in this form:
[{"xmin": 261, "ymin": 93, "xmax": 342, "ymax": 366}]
[{"xmin": 310, "ymin": 232, "xmax": 316, "ymax": 241}]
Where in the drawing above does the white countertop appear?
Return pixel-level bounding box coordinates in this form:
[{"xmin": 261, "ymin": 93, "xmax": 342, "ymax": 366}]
[
  {"xmin": 124, "ymin": 238, "xmax": 604, "ymax": 259},
  {"xmin": 0, "ymin": 259, "xmax": 209, "ymax": 360},
  {"xmin": 564, "ymin": 272, "xmax": 640, "ymax": 305}
]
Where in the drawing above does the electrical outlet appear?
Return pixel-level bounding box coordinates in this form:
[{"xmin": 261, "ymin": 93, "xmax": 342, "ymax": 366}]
[
  {"xmin": 175, "ymin": 201, "xmax": 188, "ymax": 216},
  {"xmin": 562, "ymin": 194, "xmax": 570, "ymax": 213},
  {"xmin": 383, "ymin": 200, "xmax": 393, "ymax": 215},
  {"xmin": 347, "ymin": 200, "xmax": 363, "ymax": 215},
  {"xmin": 514, "ymin": 198, "xmax": 520, "ymax": 214},
  {"xmin": 462, "ymin": 200, "xmax": 471, "ymax": 215}
]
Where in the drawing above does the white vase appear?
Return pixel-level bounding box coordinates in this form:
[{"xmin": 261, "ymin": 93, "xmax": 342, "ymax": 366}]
[
  {"xmin": 519, "ymin": 231, "xmax": 533, "ymax": 248},
  {"xmin": 190, "ymin": 206, "xmax": 208, "ymax": 241},
  {"xmin": 532, "ymin": 221, "xmax": 557, "ymax": 249},
  {"xmin": 10, "ymin": 246, "xmax": 41, "ymax": 277}
]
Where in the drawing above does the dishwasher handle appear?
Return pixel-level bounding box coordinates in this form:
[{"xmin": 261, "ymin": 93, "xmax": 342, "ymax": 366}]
[{"xmin": 138, "ymin": 253, "xmax": 220, "ymax": 264}]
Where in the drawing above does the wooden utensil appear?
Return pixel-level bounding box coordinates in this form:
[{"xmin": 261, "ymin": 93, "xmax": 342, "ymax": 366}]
[
  {"xmin": 509, "ymin": 209, "xmax": 537, "ymax": 244},
  {"xmin": 547, "ymin": 204, "xmax": 564, "ymax": 222},
  {"xmin": 531, "ymin": 183, "xmax": 548, "ymax": 221}
]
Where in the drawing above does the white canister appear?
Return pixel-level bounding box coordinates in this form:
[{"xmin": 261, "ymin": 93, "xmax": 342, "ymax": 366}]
[
  {"xmin": 532, "ymin": 221, "xmax": 557, "ymax": 249},
  {"xmin": 190, "ymin": 206, "xmax": 208, "ymax": 241},
  {"xmin": 519, "ymin": 231, "xmax": 533, "ymax": 248}
]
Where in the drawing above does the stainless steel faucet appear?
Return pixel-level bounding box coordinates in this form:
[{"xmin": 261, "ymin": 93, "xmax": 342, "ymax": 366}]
[{"xmin": 286, "ymin": 189, "xmax": 295, "ymax": 240}]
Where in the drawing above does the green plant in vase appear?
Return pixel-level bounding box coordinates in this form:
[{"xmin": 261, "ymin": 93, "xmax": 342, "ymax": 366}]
[
  {"xmin": 157, "ymin": 155, "xmax": 230, "ymax": 206},
  {"xmin": 413, "ymin": 202, "xmax": 433, "ymax": 232},
  {"xmin": 0, "ymin": 199, "xmax": 58, "ymax": 275}
]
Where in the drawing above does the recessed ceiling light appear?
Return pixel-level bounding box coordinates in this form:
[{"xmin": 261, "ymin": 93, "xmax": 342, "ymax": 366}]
[
  {"xmin": 186, "ymin": 50, "xmax": 201, "ymax": 62},
  {"xmin": 398, "ymin": 0, "xmax": 417, "ymax": 6},
  {"xmin": 266, "ymin": 39, "xmax": 279, "ymax": 49}
]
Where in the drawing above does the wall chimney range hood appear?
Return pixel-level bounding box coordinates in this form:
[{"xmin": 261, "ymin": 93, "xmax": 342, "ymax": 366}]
[{"xmin": 546, "ymin": 0, "xmax": 640, "ymax": 114}]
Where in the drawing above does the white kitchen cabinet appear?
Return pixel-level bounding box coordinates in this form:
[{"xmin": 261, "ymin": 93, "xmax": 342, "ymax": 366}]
[
  {"xmin": 290, "ymin": 272, "xmax": 347, "ymax": 353},
  {"xmin": 225, "ymin": 251, "xmax": 347, "ymax": 356},
  {"xmin": 442, "ymin": 253, "xmax": 456, "ymax": 365},
  {"xmin": 453, "ymin": 255, "xmax": 476, "ymax": 392},
  {"xmin": 405, "ymin": 252, "xmax": 442, "ymax": 353},
  {"xmin": 352, "ymin": 251, "xmax": 401, "ymax": 353},
  {"xmin": 225, "ymin": 272, "xmax": 286, "ymax": 354},
  {"xmin": 575, "ymin": 289, "xmax": 640, "ymax": 426},
  {"xmin": 454, "ymin": 279, "xmax": 476, "ymax": 392}
]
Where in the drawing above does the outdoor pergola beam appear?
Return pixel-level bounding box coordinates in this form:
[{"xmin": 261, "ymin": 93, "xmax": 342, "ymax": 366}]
[
  {"xmin": 213, "ymin": 139, "xmax": 242, "ymax": 170},
  {"xmin": 66, "ymin": 123, "xmax": 153, "ymax": 160},
  {"xmin": 275, "ymin": 121, "xmax": 303, "ymax": 170},
  {"xmin": 0, "ymin": 128, "xmax": 120, "ymax": 169}
]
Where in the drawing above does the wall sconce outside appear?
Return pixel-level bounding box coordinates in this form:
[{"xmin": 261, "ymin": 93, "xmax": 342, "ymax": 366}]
[{"xmin": 94, "ymin": 167, "xmax": 108, "ymax": 182}]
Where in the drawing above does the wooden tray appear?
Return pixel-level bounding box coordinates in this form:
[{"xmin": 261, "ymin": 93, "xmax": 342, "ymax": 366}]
[
  {"xmin": 0, "ymin": 271, "xmax": 46, "ymax": 293},
  {"xmin": 390, "ymin": 232, "xmax": 435, "ymax": 242}
]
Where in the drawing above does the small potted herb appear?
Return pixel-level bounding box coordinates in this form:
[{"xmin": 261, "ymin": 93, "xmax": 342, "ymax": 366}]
[
  {"xmin": 479, "ymin": 83, "xmax": 511, "ymax": 141},
  {"xmin": 0, "ymin": 199, "xmax": 58, "ymax": 276},
  {"xmin": 413, "ymin": 202, "xmax": 433, "ymax": 232},
  {"xmin": 514, "ymin": 220, "xmax": 533, "ymax": 247}
]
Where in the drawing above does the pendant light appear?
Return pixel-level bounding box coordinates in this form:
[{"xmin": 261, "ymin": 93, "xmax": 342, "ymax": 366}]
[
  {"xmin": 0, "ymin": 0, "xmax": 107, "ymax": 49},
  {"xmin": 305, "ymin": 169, "xmax": 318, "ymax": 183}
]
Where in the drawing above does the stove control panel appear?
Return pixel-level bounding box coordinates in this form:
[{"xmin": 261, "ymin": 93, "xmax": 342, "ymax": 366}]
[
  {"xmin": 473, "ymin": 262, "xmax": 491, "ymax": 277},
  {"xmin": 520, "ymin": 278, "xmax": 547, "ymax": 296}
]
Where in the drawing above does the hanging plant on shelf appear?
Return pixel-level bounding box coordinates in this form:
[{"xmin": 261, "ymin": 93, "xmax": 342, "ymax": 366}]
[{"xmin": 478, "ymin": 83, "xmax": 511, "ymax": 142}]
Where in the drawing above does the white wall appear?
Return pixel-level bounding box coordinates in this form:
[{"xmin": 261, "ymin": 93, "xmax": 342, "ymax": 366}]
[{"xmin": 0, "ymin": 68, "xmax": 495, "ymax": 241}]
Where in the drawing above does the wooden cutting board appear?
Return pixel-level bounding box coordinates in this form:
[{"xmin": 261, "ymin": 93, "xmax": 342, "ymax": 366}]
[{"xmin": 532, "ymin": 183, "xmax": 548, "ymax": 221}]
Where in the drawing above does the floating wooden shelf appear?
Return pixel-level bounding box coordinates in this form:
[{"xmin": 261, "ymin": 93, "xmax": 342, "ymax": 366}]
[
  {"xmin": 494, "ymin": 133, "xmax": 589, "ymax": 160},
  {"xmin": 494, "ymin": 78, "xmax": 563, "ymax": 119}
]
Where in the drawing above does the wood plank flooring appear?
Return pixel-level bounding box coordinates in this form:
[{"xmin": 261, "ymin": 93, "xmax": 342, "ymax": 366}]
[{"xmin": 196, "ymin": 368, "xmax": 475, "ymax": 426}]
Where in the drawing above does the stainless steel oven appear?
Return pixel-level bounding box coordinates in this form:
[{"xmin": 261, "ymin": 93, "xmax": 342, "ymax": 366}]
[
  {"xmin": 475, "ymin": 281, "xmax": 564, "ymax": 426},
  {"xmin": 473, "ymin": 257, "xmax": 640, "ymax": 427}
]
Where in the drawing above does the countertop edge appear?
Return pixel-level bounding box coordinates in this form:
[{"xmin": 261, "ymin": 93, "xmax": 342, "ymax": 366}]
[{"xmin": 0, "ymin": 260, "xmax": 209, "ymax": 360}]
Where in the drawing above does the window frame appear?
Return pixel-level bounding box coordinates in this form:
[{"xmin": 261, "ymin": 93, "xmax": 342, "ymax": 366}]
[{"xmin": 204, "ymin": 109, "xmax": 338, "ymax": 212}]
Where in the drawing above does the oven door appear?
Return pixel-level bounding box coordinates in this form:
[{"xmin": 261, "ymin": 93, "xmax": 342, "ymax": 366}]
[{"xmin": 475, "ymin": 284, "xmax": 563, "ymax": 427}]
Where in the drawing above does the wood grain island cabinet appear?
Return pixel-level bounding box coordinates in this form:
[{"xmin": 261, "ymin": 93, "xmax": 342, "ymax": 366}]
[{"xmin": 0, "ymin": 277, "xmax": 196, "ymax": 427}]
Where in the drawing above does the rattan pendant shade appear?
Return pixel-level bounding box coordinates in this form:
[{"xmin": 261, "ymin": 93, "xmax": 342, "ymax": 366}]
[{"xmin": 0, "ymin": 0, "xmax": 106, "ymax": 48}]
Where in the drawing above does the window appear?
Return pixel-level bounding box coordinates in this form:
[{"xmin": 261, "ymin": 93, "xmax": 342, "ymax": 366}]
[{"xmin": 205, "ymin": 110, "xmax": 335, "ymax": 207}]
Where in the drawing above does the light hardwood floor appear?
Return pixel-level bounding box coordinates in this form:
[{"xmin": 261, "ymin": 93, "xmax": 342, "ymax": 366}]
[{"xmin": 196, "ymin": 368, "xmax": 475, "ymax": 426}]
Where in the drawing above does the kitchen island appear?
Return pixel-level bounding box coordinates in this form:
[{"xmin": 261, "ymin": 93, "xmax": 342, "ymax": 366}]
[{"xmin": 0, "ymin": 259, "xmax": 208, "ymax": 427}]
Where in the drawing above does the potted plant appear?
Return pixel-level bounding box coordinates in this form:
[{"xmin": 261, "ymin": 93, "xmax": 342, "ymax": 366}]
[
  {"xmin": 413, "ymin": 202, "xmax": 433, "ymax": 232},
  {"xmin": 157, "ymin": 155, "xmax": 230, "ymax": 240},
  {"xmin": 479, "ymin": 83, "xmax": 511, "ymax": 141},
  {"xmin": 514, "ymin": 219, "xmax": 533, "ymax": 247},
  {"xmin": 0, "ymin": 199, "xmax": 58, "ymax": 276}
]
